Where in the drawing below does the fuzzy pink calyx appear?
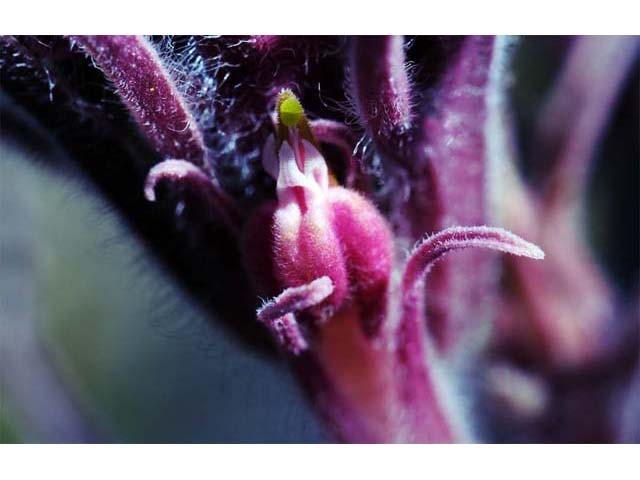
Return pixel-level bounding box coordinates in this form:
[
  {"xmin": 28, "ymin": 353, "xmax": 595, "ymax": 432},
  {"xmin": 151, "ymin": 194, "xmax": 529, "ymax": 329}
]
[
  {"xmin": 254, "ymin": 120, "xmax": 393, "ymax": 336},
  {"xmin": 262, "ymin": 128, "xmax": 348, "ymax": 317}
]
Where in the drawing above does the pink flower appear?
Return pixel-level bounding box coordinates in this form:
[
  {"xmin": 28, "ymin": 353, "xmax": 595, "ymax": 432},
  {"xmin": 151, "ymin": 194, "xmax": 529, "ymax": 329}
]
[
  {"xmin": 2, "ymin": 35, "xmax": 636, "ymax": 443},
  {"xmin": 144, "ymin": 89, "xmax": 544, "ymax": 442}
]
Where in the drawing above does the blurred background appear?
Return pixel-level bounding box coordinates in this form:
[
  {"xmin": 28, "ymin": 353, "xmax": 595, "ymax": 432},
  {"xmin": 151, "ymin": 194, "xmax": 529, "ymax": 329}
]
[
  {"xmin": 1, "ymin": 146, "xmax": 328, "ymax": 442},
  {"xmin": 1, "ymin": 36, "xmax": 638, "ymax": 443}
]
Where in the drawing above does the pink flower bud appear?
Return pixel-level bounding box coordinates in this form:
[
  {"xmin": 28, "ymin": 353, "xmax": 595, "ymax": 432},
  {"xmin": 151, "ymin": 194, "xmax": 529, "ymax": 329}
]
[
  {"xmin": 244, "ymin": 90, "xmax": 394, "ymax": 334},
  {"xmin": 266, "ymin": 132, "xmax": 349, "ymax": 318}
]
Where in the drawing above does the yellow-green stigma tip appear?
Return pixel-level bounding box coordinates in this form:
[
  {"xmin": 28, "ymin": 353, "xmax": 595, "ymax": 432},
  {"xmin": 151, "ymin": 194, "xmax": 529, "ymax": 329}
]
[{"xmin": 279, "ymin": 96, "xmax": 304, "ymax": 128}]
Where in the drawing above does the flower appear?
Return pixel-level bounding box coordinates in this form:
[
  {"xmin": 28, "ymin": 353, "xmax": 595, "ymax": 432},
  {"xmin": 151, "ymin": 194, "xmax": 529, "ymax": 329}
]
[
  {"xmin": 1, "ymin": 35, "xmax": 637, "ymax": 443},
  {"xmin": 144, "ymin": 84, "xmax": 545, "ymax": 442}
]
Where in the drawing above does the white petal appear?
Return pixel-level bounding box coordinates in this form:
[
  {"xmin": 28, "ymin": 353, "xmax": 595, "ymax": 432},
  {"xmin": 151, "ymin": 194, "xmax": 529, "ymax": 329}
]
[
  {"xmin": 277, "ymin": 140, "xmax": 311, "ymax": 192},
  {"xmin": 302, "ymin": 140, "xmax": 329, "ymax": 191}
]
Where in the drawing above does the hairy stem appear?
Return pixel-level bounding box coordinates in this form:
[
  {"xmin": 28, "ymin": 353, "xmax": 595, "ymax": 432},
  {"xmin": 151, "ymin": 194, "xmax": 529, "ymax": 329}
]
[
  {"xmin": 535, "ymin": 36, "xmax": 639, "ymax": 213},
  {"xmin": 397, "ymin": 226, "xmax": 543, "ymax": 442}
]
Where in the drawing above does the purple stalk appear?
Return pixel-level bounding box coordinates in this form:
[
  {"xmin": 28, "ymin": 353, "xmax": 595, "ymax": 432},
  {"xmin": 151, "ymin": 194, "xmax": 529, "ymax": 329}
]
[
  {"xmin": 72, "ymin": 36, "xmax": 242, "ymax": 234},
  {"xmin": 396, "ymin": 226, "xmax": 544, "ymax": 441},
  {"xmin": 349, "ymin": 35, "xmax": 437, "ymax": 243},
  {"xmin": 509, "ymin": 224, "xmax": 616, "ymax": 367},
  {"xmin": 257, "ymin": 277, "xmax": 333, "ymax": 355},
  {"xmin": 258, "ymin": 313, "xmax": 308, "ymax": 356},
  {"xmin": 144, "ymin": 159, "xmax": 243, "ymax": 234},
  {"xmin": 257, "ymin": 276, "xmax": 334, "ymax": 323},
  {"xmin": 349, "ymin": 36, "xmax": 413, "ymax": 161},
  {"xmin": 71, "ymin": 36, "xmax": 206, "ymax": 166},
  {"xmin": 256, "ymin": 277, "xmax": 334, "ymax": 355},
  {"xmin": 499, "ymin": 37, "xmax": 638, "ymax": 368},
  {"xmin": 421, "ymin": 36, "xmax": 506, "ymax": 353},
  {"xmin": 423, "ymin": 36, "xmax": 497, "ymax": 230},
  {"xmin": 535, "ymin": 36, "xmax": 639, "ymax": 213},
  {"xmin": 499, "ymin": 164, "xmax": 615, "ymax": 367}
]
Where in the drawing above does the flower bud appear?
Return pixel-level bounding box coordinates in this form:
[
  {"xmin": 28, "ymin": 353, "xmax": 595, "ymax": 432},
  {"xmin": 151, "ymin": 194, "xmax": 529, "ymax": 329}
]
[{"xmin": 245, "ymin": 90, "xmax": 393, "ymax": 334}]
